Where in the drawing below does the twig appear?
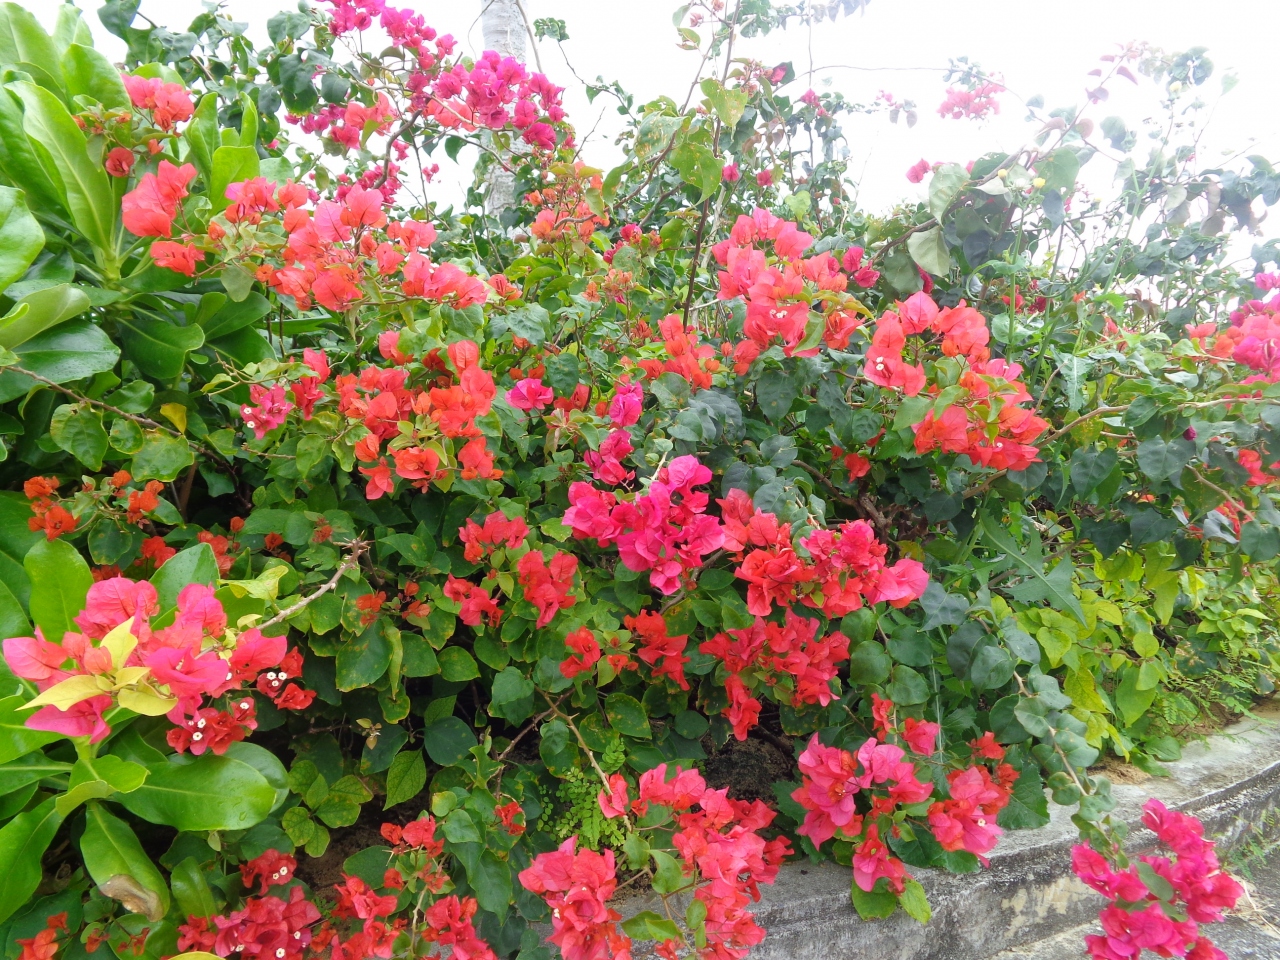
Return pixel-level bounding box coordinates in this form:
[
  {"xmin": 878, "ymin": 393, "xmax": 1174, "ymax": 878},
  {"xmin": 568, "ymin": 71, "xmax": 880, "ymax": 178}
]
[
  {"xmin": 9, "ymin": 365, "xmax": 232, "ymax": 466},
  {"xmin": 258, "ymin": 539, "xmax": 370, "ymax": 630}
]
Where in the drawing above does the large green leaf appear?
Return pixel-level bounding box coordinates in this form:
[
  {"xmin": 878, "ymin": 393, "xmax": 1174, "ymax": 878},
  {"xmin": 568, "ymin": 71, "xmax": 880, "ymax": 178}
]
[
  {"xmin": 184, "ymin": 94, "xmax": 219, "ymax": 187},
  {"xmin": 0, "ymin": 578, "xmax": 30, "ymax": 638},
  {"xmin": 24, "ymin": 537, "xmax": 92, "ymax": 642},
  {"xmin": 0, "ymin": 318, "xmax": 120, "ymax": 403},
  {"xmin": 0, "ymin": 88, "xmax": 67, "ymax": 217},
  {"xmin": 0, "ymin": 491, "xmax": 37, "ymax": 607},
  {"xmin": 151, "ymin": 543, "xmax": 218, "ymax": 614},
  {"xmin": 49, "ymin": 403, "xmax": 108, "ymax": 471},
  {"xmin": 0, "ymin": 796, "xmax": 61, "ymax": 923},
  {"xmin": 200, "ymin": 292, "xmax": 272, "ymax": 340},
  {"xmin": 0, "ymin": 283, "xmax": 90, "ymax": 349},
  {"xmin": 0, "ymin": 5, "xmax": 65, "ymax": 100},
  {"xmin": 117, "ymin": 315, "xmax": 205, "ymax": 381},
  {"xmin": 981, "ymin": 514, "xmax": 1085, "ymax": 623},
  {"xmin": 114, "ymin": 750, "xmax": 277, "ymax": 832},
  {"xmin": 51, "ymin": 3, "xmax": 93, "ymax": 57},
  {"xmin": 0, "ymin": 695, "xmax": 63, "ymax": 765},
  {"xmin": 62, "ymin": 44, "xmax": 130, "ymax": 110},
  {"xmin": 0, "ymin": 185, "xmax": 42, "ymax": 295},
  {"xmin": 129, "ymin": 432, "xmax": 194, "ymax": 483},
  {"xmin": 9, "ymin": 82, "xmax": 115, "ymax": 253},
  {"xmin": 210, "ymin": 145, "xmax": 260, "ymax": 213},
  {"xmin": 80, "ymin": 802, "xmax": 170, "ymax": 920}
]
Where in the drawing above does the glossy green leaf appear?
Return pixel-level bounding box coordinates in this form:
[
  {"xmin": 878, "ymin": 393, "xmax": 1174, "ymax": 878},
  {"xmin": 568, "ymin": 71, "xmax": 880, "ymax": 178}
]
[
  {"xmin": 80, "ymin": 802, "xmax": 170, "ymax": 920},
  {"xmin": 129, "ymin": 431, "xmax": 194, "ymax": 482},
  {"xmin": 604, "ymin": 692, "xmax": 651, "ymax": 739},
  {"xmin": 0, "ymin": 318, "xmax": 120, "ymax": 403},
  {"xmin": 0, "ymin": 185, "xmax": 42, "ymax": 295},
  {"xmin": 114, "ymin": 750, "xmax": 277, "ymax": 832},
  {"xmin": 0, "ymin": 283, "xmax": 90, "ymax": 350},
  {"xmin": 151, "ymin": 543, "xmax": 219, "ymax": 613},
  {"xmin": 170, "ymin": 857, "xmax": 216, "ymax": 919},
  {"xmin": 49, "ymin": 403, "xmax": 108, "ymax": 470},
  {"xmin": 0, "ymin": 694, "xmax": 63, "ymax": 765},
  {"xmin": 424, "ymin": 716, "xmax": 476, "ymax": 766},
  {"xmin": 10, "ymin": 82, "xmax": 114, "ymax": 253},
  {"xmin": 0, "ymin": 4, "xmax": 66, "ymax": 99},
  {"xmin": 24, "ymin": 537, "xmax": 92, "ymax": 643},
  {"xmin": 63, "ymin": 43, "xmax": 130, "ymax": 109},
  {"xmin": 118, "ymin": 316, "xmax": 205, "ymax": 381},
  {"xmin": 0, "ymin": 796, "xmax": 61, "ymax": 923},
  {"xmin": 383, "ymin": 748, "xmax": 426, "ymax": 809}
]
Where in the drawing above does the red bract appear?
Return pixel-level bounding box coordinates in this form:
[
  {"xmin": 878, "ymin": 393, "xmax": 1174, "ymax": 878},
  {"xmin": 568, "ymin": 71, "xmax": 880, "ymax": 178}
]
[
  {"xmin": 123, "ymin": 74, "xmax": 195, "ymax": 129},
  {"xmin": 121, "ymin": 161, "xmax": 196, "ymax": 238},
  {"xmin": 560, "ymin": 626, "xmax": 601, "ymax": 679},
  {"xmin": 459, "ymin": 511, "xmax": 529, "ymax": 562},
  {"xmin": 517, "ymin": 838, "xmax": 633, "ymax": 960},
  {"xmin": 517, "ymin": 550, "xmax": 579, "ymax": 627},
  {"xmin": 240, "ymin": 849, "xmax": 298, "ymax": 894}
]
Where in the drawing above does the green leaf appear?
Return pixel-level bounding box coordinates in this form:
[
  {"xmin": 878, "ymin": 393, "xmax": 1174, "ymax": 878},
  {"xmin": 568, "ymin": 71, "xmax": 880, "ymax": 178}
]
[
  {"xmin": 927, "ymin": 163, "xmax": 968, "ymax": 218},
  {"xmin": 907, "ymin": 226, "xmax": 951, "ymax": 277},
  {"xmin": 885, "ymin": 665, "xmax": 929, "ymax": 705},
  {"xmin": 851, "ymin": 879, "xmax": 899, "ymax": 919},
  {"xmin": 489, "ymin": 666, "xmax": 535, "ymax": 724},
  {"xmin": 0, "ymin": 695, "xmax": 63, "ymax": 766},
  {"xmin": 424, "ymin": 716, "xmax": 476, "ymax": 766},
  {"xmin": 151, "ymin": 543, "xmax": 218, "ymax": 613},
  {"xmin": 605, "ymin": 692, "xmax": 651, "ymax": 738},
  {"xmin": 0, "ymin": 796, "xmax": 61, "ymax": 923},
  {"xmin": 847, "ymin": 640, "xmax": 891, "ymax": 684},
  {"xmin": 185, "ymin": 94, "xmax": 219, "ymax": 186},
  {"xmin": 336, "ymin": 621, "xmax": 393, "ymax": 690},
  {"xmin": 699, "ymin": 78, "xmax": 749, "ymax": 129},
  {"xmin": 1136, "ymin": 437, "xmax": 1194, "ymax": 483},
  {"xmin": 997, "ymin": 764, "xmax": 1050, "ymax": 829},
  {"xmin": 0, "ymin": 185, "xmax": 42, "ymax": 295},
  {"xmin": 49, "ymin": 403, "xmax": 107, "ymax": 470},
  {"xmin": 10, "ymin": 82, "xmax": 114, "ymax": 253},
  {"xmin": 0, "ymin": 5, "xmax": 65, "ymax": 99},
  {"xmin": 0, "ymin": 283, "xmax": 90, "ymax": 350},
  {"xmin": 650, "ymin": 850, "xmax": 686, "ymax": 894},
  {"xmin": 898, "ymin": 878, "xmax": 932, "ymax": 923},
  {"xmin": 621, "ymin": 910, "xmax": 682, "ymax": 943},
  {"xmin": 437, "ymin": 646, "xmax": 479, "ymax": 682},
  {"xmin": 81, "ymin": 802, "xmax": 169, "ymax": 920},
  {"xmin": 383, "ymin": 748, "xmax": 426, "ymax": 809},
  {"xmin": 1115, "ymin": 666, "xmax": 1157, "ymax": 726},
  {"xmin": 1037, "ymin": 148, "xmax": 1080, "ymax": 191},
  {"xmin": 313, "ymin": 775, "xmax": 371, "ymax": 828},
  {"xmin": 472, "ymin": 851, "xmax": 513, "ymax": 921},
  {"xmin": 1069, "ymin": 447, "xmax": 1119, "ymax": 497},
  {"xmin": 200, "ymin": 292, "xmax": 272, "ymax": 340},
  {"xmin": 670, "ymin": 138, "xmax": 721, "ymax": 202},
  {"xmin": 129, "ymin": 432, "xmax": 194, "ymax": 482},
  {"xmin": 210, "ymin": 145, "xmax": 260, "ymax": 212},
  {"xmin": 755, "ymin": 370, "xmax": 799, "ymax": 423},
  {"xmin": 114, "ymin": 751, "xmax": 277, "ymax": 832},
  {"xmin": 118, "ymin": 316, "xmax": 205, "ymax": 380},
  {"xmin": 24, "ymin": 537, "xmax": 92, "ymax": 642},
  {"xmin": 0, "ymin": 318, "xmax": 120, "ymax": 403},
  {"xmin": 981, "ymin": 515, "xmax": 1085, "ymax": 623},
  {"xmin": 0, "ymin": 88, "xmax": 66, "ymax": 217},
  {"xmin": 170, "ymin": 857, "xmax": 216, "ymax": 919},
  {"xmin": 63, "ymin": 43, "xmax": 130, "ymax": 109}
]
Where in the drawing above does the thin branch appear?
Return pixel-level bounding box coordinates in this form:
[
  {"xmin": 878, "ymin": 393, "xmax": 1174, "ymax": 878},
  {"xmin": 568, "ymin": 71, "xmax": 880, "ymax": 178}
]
[{"xmin": 258, "ymin": 540, "xmax": 370, "ymax": 630}]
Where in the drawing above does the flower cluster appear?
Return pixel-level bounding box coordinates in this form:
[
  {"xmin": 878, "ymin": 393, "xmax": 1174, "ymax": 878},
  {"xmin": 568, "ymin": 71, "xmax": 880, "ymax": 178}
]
[
  {"xmin": 517, "ymin": 837, "xmax": 633, "ymax": 960},
  {"xmin": 597, "ymin": 763, "xmax": 791, "ymax": 960},
  {"xmin": 701, "ymin": 609, "xmax": 851, "ymax": 738},
  {"xmin": 792, "ymin": 699, "xmax": 1015, "ymax": 899},
  {"xmin": 564, "ymin": 455, "xmax": 725, "ymax": 595},
  {"xmin": 858, "ymin": 292, "xmax": 1049, "ymax": 471},
  {"xmin": 712, "ymin": 207, "xmax": 868, "ymax": 359},
  {"xmin": 3, "ymin": 577, "xmax": 314, "ymax": 746},
  {"xmin": 721, "ymin": 490, "xmax": 927, "ymax": 617},
  {"xmin": 317, "ymin": 0, "xmax": 565, "ymax": 155},
  {"xmin": 937, "ymin": 82, "xmax": 1003, "ymax": 120},
  {"xmin": 1072, "ymin": 799, "xmax": 1243, "ymax": 960}
]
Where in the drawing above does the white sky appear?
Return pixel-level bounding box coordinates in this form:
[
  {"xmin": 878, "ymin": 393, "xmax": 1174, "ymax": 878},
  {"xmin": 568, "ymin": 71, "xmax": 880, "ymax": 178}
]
[{"xmin": 29, "ymin": 0, "xmax": 1280, "ymax": 223}]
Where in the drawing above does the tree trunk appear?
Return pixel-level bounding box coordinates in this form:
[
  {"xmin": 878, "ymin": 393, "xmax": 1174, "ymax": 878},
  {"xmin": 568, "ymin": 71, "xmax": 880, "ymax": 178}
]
[{"xmin": 482, "ymin": 0, "xmax": 526, "ymax": 219}]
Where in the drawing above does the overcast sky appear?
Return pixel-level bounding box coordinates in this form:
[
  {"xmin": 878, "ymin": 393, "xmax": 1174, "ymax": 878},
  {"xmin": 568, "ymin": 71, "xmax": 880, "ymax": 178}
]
[{"xmin": 38, "ymin": 0, "xmax": 1279, "ymax": 219}]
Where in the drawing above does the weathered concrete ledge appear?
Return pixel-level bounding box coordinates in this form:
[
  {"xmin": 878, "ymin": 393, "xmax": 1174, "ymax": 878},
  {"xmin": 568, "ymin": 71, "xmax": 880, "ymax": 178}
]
[
  {"xmin": 619, "ymin": 700, "xmax": 1280, "ymax": 959},
  {"xmin": 747, "ymin": 700, "xmax": 1280, "ymax": 960}
]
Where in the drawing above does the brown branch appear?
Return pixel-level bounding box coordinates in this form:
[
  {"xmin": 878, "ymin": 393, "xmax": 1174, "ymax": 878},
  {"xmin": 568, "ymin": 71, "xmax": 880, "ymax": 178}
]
[
  {"xmin": 258, "ymin": 539, "xmax": 370, "ymax": 631},
  {"xmin": 9, "ymin": 365, "xmax": 232, "ymax": 466}
]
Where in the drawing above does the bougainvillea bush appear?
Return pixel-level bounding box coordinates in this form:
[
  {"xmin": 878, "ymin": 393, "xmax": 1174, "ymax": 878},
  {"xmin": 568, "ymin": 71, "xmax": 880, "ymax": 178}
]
[{"xmin": 0, "ymin": 1, "xmax": 1274, "ymax": 958}]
